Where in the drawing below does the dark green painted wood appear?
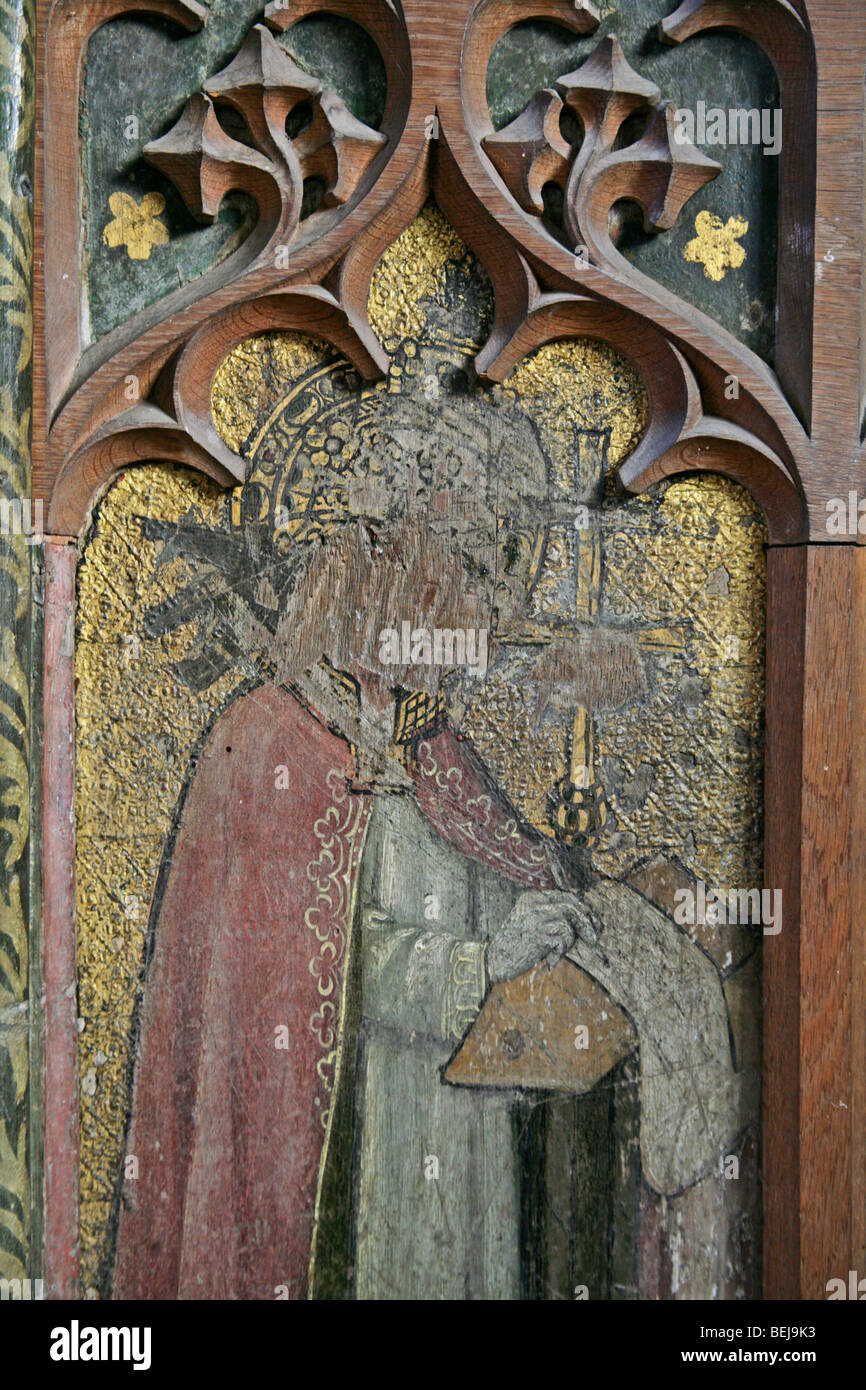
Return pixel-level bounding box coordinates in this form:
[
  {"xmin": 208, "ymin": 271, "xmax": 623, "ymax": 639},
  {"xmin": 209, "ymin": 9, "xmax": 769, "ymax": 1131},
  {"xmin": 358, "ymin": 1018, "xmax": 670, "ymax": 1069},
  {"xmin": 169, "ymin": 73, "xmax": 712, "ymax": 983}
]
[
  {"xmin": 488, "ymin": 2, "xmax": 779, "ymax": 363},
  {"xmin": 84, "ymin": 3, "xmax": 776, "ymax": 360},
  {"xmin": 545, "ymin": 1087, "xmax": 615, "ymax": 1299},
  {"xmin": 84, "ymin": 6, "xmax": 385, "ymax": 340}
]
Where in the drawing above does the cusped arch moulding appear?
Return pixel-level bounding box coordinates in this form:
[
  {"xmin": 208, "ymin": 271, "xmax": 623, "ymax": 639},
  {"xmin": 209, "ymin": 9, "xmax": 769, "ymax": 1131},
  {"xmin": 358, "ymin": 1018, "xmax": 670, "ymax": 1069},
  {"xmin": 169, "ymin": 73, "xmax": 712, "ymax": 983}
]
[{"xmin": 38, "ymin": 0, "xmax": 812, "ymax": 546}]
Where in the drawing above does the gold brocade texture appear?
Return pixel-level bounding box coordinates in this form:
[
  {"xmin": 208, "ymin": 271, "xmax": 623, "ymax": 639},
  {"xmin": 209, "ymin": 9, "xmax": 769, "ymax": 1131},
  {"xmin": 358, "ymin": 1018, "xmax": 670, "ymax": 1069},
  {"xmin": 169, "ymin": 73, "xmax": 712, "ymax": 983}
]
[
  {"xmin": 75, "ymin": 469, "xmax": 248, "ymax": 1296},
  {"xmin": 75, "ymin": 204, "xmax": 766, "ymax": 1295}
]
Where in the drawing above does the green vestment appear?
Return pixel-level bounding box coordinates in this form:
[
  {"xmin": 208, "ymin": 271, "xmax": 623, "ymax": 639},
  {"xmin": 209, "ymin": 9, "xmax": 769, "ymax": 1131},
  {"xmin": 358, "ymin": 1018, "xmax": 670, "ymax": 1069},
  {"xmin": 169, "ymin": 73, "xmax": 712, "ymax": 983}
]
[{"xmin": 353, "ymin": 792, "xmax": 522, "ymax": 1300}]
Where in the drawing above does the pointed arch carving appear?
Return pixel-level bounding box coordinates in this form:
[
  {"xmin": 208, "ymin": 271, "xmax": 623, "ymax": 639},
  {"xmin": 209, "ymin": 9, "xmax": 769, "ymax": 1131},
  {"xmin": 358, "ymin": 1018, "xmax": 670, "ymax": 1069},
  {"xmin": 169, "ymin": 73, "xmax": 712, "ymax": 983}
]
[
  {"xmin": 34, "ymin": 0, "xmax": 866, "ymax": 1304},
  {"xmin": 37, "ymin": 0, "xmax": 815, "ymax": 545}
]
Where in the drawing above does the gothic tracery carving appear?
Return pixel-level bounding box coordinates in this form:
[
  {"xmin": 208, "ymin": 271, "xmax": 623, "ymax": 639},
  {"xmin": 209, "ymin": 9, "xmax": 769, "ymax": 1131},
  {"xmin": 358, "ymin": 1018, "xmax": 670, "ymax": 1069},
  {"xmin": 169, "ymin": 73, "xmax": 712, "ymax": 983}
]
[{"xmin": 39, "ymin": 0, "xmax": 812, "ymax": 545}]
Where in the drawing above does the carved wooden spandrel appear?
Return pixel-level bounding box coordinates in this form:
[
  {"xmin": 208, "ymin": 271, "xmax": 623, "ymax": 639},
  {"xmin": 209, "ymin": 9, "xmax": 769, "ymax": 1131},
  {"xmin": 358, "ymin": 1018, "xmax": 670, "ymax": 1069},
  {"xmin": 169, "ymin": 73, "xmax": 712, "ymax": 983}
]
[{"xmin": 38, "ymin": 0, "xmax": 812, "ymax": 547}]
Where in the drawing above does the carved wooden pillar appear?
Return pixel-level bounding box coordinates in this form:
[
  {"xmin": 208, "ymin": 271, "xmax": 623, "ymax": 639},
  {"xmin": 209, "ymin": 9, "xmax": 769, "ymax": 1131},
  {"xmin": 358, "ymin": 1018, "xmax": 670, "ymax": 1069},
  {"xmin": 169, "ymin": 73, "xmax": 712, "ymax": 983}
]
[
  {"xmin": 764, "ymin": 548, "xmax": 866, "ymax": 1298},
  {"xmin": 761, "ymin": 0, "xmax": 866, "ymax": 1299},
  {"xmin": 41, "ymin": 541, "xmax": 78, "ymax": 1299},
  {"xmin": 0, "ymin": 0, "xmax": 35, "ymax": 1294}
]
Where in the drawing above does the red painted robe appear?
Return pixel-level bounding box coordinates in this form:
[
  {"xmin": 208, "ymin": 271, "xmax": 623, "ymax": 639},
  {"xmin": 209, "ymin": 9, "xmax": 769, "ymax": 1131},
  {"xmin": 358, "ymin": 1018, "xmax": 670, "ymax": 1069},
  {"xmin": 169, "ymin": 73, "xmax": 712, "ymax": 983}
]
[{"xmin": 113, "ymin": 682, "xmax": 567, "ymax": 1300}]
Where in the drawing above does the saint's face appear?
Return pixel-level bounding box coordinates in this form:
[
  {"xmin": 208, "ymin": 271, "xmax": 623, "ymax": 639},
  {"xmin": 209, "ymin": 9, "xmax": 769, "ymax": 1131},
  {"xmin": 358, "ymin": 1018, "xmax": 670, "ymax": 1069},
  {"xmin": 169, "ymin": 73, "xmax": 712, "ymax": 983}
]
[
  {"xmin": 140, "ymin": 339, "xmax": 640, "ymax": 842},
  {"xmin": 266, "ymin": 343, "xmax": 558, "ymax": 646}
]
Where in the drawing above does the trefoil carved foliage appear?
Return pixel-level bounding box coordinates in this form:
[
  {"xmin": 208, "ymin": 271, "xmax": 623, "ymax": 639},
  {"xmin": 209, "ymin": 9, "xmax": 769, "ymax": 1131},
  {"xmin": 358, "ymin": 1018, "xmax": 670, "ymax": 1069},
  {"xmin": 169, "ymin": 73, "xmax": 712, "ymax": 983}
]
[
  {"xmin": 39, "ymin": 0, "xmax": 813, "ymax": 548},
  {"xmin": 145, "ymin": 25, "xmax": 387, "ymax": 244},
  {"xmin": 483, "ymin": 35, "xmax": 720, "ymax": 270}
]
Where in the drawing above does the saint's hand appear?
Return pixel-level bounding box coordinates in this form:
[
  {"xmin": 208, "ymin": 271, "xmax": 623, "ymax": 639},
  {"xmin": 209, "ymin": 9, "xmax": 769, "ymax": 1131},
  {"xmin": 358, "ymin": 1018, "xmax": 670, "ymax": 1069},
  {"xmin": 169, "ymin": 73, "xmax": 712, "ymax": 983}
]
[{"xmin": 486, "ymin": 890, "xmax": 597, "ymax": 984}]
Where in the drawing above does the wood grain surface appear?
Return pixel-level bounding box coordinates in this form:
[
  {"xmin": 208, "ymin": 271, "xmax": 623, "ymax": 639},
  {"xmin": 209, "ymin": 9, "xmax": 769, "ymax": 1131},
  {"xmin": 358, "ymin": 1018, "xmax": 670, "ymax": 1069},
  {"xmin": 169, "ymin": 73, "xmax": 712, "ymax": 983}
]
[{"xmin": 32, "ymin": 0, "xmax": 866, "ymax": 1299}]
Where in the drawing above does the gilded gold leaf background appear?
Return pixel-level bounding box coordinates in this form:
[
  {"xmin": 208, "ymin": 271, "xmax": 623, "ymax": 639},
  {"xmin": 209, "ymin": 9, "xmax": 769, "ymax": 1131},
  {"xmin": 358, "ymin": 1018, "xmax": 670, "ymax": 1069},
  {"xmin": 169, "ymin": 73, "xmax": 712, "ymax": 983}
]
[
  {"xmin": 75, "ymin": 205, "xmax": 766, "ymax": 1296},
  {"xmin": 76, "ymin": 469, "xmax": 249, "ymax": 1296}
]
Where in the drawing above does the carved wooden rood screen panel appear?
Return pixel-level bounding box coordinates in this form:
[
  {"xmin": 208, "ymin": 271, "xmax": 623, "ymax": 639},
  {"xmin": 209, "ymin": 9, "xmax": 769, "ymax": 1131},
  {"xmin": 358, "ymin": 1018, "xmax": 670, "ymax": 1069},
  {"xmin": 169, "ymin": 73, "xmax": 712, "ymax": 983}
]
[{"xmin": 16, "ymin": 0, "xmax": 863, "ymax": 1301}]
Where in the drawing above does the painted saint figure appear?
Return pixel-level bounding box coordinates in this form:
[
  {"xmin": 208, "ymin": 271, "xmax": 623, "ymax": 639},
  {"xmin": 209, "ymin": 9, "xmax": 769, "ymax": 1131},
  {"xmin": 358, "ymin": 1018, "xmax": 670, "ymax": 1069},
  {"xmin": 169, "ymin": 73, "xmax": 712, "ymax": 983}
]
[{"xmin": 112, "ymin": 366, "xmax": 752, "ymax": 1300}]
